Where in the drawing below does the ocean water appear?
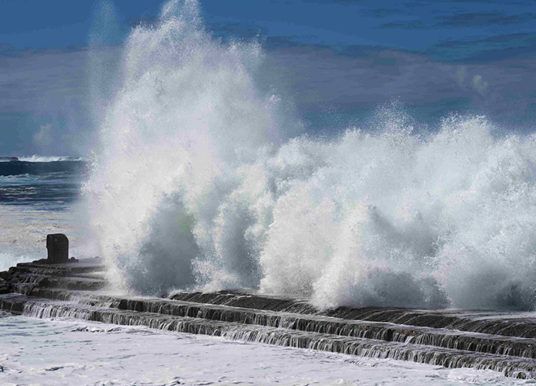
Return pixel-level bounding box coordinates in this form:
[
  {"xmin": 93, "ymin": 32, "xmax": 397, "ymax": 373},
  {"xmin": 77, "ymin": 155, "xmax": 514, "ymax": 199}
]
[
  {"xmin": 0, "ymin": 158, "xmax": 87, "ymax": 271},
  {"xmin": 2, "ymin": 1, "xmax": 536, "ymax": 383}
]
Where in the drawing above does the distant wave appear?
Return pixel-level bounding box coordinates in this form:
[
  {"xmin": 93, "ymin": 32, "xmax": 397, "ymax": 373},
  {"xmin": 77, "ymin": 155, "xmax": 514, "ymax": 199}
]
[{"xmin": 19, "ymin": 155, "xmax": 85, "ymax": 162}]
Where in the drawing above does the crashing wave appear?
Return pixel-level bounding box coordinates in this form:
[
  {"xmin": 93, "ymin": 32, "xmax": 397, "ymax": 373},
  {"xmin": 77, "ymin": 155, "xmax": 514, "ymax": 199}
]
[{"xmin": 84, "ymin": 0, "xmax": 536, "ymax": 311}]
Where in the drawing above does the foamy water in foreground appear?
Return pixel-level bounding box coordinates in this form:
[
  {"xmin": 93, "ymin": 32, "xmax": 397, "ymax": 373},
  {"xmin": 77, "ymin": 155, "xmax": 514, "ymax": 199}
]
[{"xmin": 0, "ymin": 313, "xmax": 527, "ymax": 385}]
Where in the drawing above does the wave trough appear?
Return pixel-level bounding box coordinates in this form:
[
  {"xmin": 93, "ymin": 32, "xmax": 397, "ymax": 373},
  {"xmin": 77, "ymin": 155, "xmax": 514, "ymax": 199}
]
[{"xmin": 84, "ymin": 0, "xmax": 536, "ymax": 311}]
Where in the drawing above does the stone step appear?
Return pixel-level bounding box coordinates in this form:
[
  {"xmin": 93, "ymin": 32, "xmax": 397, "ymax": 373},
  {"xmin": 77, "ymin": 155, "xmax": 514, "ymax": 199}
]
[
  {"xmin": 40, "ymin": 276, "xmax": 107, "ymax": 291},
  {"xmin": 0, "ymin": 294, "xmax": 535, "ymax": 379},
  {"xmin": 6, "ymin": 274, "xmax": 107, "ymax": 293},
  {"xmin": 4, "ymin": 257, "xmax": 536, "ymax": 380},
  {"xmin": 26, "ymin": 288, "xmax": 536, "ymax": 360},
  {"xmin": 171, "ymin": 291, "xmax": 536, "ymax": 338},
  {"xmin": 13, "ymin": 259, "xmax": 106, "ymax": 275},
  {"xmin": 11, "ymin": 265, "xmax": 106, "ymax": 280}
]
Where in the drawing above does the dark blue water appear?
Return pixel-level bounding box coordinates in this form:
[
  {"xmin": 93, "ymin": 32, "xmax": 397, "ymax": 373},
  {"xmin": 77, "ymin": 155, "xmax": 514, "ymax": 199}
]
[{"xmin": 0, "ymin": 160, "xmax": 86, "ymax": 209}]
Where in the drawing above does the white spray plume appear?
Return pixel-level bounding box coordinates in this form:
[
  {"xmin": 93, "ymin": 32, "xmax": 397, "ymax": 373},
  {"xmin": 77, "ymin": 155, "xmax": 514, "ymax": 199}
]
[{"xmin": 85, "ymin": 0, "xmax": 536, "ymax": 310}]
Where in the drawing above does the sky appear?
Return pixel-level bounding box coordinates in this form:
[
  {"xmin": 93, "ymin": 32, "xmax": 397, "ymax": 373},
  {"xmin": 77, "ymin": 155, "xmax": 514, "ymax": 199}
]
[{"xmin": 0, "ymin": 0, "xmax": 535, "ymax": 155}]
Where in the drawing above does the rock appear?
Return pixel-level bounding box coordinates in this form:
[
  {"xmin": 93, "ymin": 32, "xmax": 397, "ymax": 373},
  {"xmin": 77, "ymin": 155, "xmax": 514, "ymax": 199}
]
[
  {"xmin": 46, "ymin": 234, "xmax": 69, "ymax": 264},
  {"xmin": 0, "ymin": 278, "xmax": 10, "ymax": 294}
]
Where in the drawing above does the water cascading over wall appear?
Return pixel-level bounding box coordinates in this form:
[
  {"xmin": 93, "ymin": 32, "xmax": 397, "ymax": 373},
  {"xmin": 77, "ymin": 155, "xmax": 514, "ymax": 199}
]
[
  {"xmin": 4, "ymin": 259, "xmax": 536, "ymax": 379},
  {"xmin": 84, "ymin": 0, "xmax": 536, "ymax": 311}
]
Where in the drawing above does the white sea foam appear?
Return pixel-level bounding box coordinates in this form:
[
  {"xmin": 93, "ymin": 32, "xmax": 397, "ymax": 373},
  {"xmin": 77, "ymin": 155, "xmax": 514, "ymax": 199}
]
[
  {"xmin": 1, "ymin": 315, "xmax": 520, "ymax": 385},
  {"xmin": 84, "ymin": 0, "xmax": 536, "ymax": 310}
]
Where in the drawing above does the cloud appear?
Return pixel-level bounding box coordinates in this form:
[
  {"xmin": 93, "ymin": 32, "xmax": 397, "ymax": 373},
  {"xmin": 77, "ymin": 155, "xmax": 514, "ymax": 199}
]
[
  {"xmin": 408, "ymin": 0, "xmax": 518, "ymax": 4},
  {"xmin": 428, "ymin": 33, "xmax": 536, "ymax": 63},
  {"xmin": 379, "ymin": 12, "xmax": 534, "ymax": 30},
  {"xmin": 365, "ymin": 8, "xmax": 401, "ymax": 18},
  {"xmin": 2, "ymin": 27, "xmax": 536, "ymax": 156},
  {"xmin": 264, "ymin": 42, "xmax": 536, "ymax": 131},
  {"xmin": 471, "ymin": 74, "xmax": 488, "ymax": 95},
  {"xmin": 0, "ymin": 49, "xmax": 88, "ymax": 114},
  {"xmin": 380, "ymin": 21, "xmax": 427, "ymax": 30},
  {"xmin": 0, "ymin": 46, "xmax": 120, "ymax": 155},
  {"xmin": 455, "ymin": 67, "xmax": 488, "ymax": 96},
  {"xmin": 32, "ymin": 123, "xmax": 53, "ymax": 148},
  {"xmin": 455, "ymin": 66, "xmax": 466, "ymax": 87},
  {"xmin": 436, "ymin": 12, "xmax": 534, "ymax": 27}
]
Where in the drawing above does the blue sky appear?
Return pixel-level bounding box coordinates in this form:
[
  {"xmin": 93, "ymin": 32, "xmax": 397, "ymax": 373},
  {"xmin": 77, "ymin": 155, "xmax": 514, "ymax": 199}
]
[{"xmin": 1, "ymin": 0, "xmax": 535, "ymax": 155}]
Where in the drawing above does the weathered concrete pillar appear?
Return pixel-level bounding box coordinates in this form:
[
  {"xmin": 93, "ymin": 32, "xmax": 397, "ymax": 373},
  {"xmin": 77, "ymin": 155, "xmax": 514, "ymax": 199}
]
[{"xmin": 46, "ymin": 234, "xmax": 69, "ymax": 264}]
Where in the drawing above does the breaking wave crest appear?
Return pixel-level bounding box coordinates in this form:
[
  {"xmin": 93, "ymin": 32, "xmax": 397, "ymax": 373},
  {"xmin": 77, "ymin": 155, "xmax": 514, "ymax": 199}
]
[
  {"xmin": 19, "ymin": 156, "xmax": 84, "ymax": 162},
  {"xmin": 84, "ymin": 0, "xmax": 536, "ymax": 310}
]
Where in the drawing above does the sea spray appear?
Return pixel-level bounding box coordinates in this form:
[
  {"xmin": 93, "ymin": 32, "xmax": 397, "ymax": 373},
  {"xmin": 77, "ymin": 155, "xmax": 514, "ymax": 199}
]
[
  {"xmin": 84, "ymin": 0, "xmax": 536, "ymax": 310},
  {"xmin": 259, "ymin": 116, "xmax": 536, "ymax": 310},
  {"xmin": 84, "ymin": 0, "xmax": 292, "ymax": 294}
]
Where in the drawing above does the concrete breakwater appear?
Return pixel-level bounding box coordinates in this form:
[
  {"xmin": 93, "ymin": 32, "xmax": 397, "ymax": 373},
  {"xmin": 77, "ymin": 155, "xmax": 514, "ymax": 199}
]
[{"xmin": 2, "ymin": 257, "xmax": 536, "ymax": 379}]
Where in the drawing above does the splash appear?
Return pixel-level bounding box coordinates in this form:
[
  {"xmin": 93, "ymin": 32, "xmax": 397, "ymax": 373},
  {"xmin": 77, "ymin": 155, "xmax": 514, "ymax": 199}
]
[{"xmin": 84, "ymin": 0, "xmax": 536, "ymax": 310}]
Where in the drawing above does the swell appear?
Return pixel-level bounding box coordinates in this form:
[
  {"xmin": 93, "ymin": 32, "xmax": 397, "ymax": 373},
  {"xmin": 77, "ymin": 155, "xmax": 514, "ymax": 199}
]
[{"xmin": 0, "ymin": 160, "xmax": 86, "ymax": 177}]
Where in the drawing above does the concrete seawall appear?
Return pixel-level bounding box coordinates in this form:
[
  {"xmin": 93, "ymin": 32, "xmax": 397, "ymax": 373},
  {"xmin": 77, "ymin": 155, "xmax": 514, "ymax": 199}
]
[{"xmin": 1, "ymin": 257, "xmax": 536, "ymax": 379}]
